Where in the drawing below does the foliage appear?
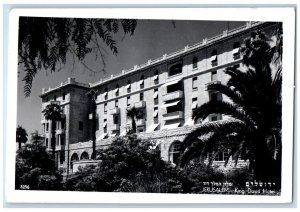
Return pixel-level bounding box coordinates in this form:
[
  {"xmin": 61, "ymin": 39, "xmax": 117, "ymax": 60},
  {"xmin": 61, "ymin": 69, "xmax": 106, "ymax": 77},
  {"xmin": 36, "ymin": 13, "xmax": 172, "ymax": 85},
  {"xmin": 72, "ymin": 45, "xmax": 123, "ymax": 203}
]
[
  {"xmin": 65, "ymin": 135, "xmax": 191, "ymax": 193},
  {"xmin": 16, "ymin": 125, "xmax": 28, "ymax": 149},
  {"xmin": 126, "ymin": 107, "xmax": 144, "ymax": 134},
  {"xmin": 183, "ymin": 161, "xmax": 225, "ymax": 193},
  {"xmin": 15, "ymin": 132, "xmax": 63, "ymax": 190},
  {"xmin": 64, "ymin": 165, "xmax": 98, "ymax": 191},
  {"xmin": 226, "ymin": 167, "xmax": 254, "ymax": 189},
  {"xmin": 180, "ymin": 26, "xmax": 282, "ymax": 185},
  {"xmin": 18, "ymin": 17, "xmax": 137, "ymax": 97}
]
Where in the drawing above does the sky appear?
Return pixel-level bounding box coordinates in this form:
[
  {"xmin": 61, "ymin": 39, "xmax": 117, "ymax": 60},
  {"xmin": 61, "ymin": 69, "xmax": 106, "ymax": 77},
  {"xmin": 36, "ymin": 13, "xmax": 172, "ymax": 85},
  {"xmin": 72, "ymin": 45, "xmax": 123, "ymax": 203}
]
[{"xmin": 17, "ymin": 19, "xmax": 245, "ymax": 135}]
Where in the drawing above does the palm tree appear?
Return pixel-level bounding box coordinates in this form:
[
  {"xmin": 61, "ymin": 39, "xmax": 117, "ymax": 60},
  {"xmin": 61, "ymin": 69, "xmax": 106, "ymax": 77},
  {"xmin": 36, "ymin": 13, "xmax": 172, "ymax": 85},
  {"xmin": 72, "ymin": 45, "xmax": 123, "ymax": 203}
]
[
  {"xmin": 16, "ymin": 126, "xmax": 28, "ymax": 149},
  {"xmin": 42, "ymin": 103, "xmax": 63, "ymax": 158},
  {"xmin": 180, "ymin": 29, "xmax": 282, "ymax": 184},
  {"xmin": 126, "ymin": 107, "xmax": 144, "ymax": 134}
]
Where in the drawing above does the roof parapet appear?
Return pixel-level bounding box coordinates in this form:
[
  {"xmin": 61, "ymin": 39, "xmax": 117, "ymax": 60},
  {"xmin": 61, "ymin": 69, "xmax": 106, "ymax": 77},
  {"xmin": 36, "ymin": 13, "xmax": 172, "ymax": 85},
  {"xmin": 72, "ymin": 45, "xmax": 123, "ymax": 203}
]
[
  {"xmin": 41, "ymin": 77, "xmax": 89, "ymax": 95},
  {"xmin": 89, "ymin": 21, "xmax": 262, "ymax": 88}
]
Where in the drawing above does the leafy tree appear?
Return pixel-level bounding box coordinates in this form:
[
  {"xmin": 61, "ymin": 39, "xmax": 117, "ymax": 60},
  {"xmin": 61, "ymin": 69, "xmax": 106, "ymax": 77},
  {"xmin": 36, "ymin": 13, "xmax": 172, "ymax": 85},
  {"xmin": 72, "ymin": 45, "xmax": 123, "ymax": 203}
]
[
  {"xmin": 180, "ymin": 28, "xmax": 282, "ymax": 185},
  {"xmin": 42, "ymin": 103, "xmax": 63, "ymax": 158},
  {"xmin": 18, "ymin": 17, "xmax": 137, "ymax": 97},
  {"xmin": 65, "ymin": 135, "xmax": 191, "ymax": 193},
  {"xmin": 15, "ymin": 131, "xmax": 63, "ymax": 190},
  {"xmin": 64, "ymin": 165, "xmax": 98, "ymax": 191},
  {"xmin": 16, "ymin": 125, "xmax": 28, "ymax": 149},
  {"xmin": 126, "ymin": 107, "xmax": 144, "ymax": 134}
]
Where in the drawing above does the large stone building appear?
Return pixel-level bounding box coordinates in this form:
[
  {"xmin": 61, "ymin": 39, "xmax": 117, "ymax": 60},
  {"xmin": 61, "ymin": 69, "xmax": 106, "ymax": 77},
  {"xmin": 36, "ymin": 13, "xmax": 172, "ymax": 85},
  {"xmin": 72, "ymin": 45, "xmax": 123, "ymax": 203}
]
[{"xmin": 40, "ymin": 21, "xmax": 278, "ymax": 174}]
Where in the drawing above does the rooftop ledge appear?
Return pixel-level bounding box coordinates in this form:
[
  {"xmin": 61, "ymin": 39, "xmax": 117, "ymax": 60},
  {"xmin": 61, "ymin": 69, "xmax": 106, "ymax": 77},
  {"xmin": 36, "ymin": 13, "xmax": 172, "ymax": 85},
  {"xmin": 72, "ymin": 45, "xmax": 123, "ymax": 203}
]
[
  {"xmin": 41, "ymin": 77, "xmax": 89, "ymax": 96},
  {"xmin": 89, "ymin": 21, "xmax": 262, "ymax": 88},
  {"xmin": 42, "ymin": 21, "xmax": 264, "ymax": 96}
]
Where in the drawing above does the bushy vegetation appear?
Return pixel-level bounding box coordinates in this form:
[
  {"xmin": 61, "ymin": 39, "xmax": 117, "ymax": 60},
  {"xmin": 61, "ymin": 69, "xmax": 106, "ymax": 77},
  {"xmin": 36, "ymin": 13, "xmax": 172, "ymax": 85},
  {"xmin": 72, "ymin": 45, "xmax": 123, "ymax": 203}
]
[
  {"xmin": 65, "ymin": 135, "xmax": 191, "ymax": 193},
  {"xmin": 16, "ymin": 132, "xmax": 267, "ymax": 193},
  {"xmin": 15, "ymin": 131, "xmax": 63, "ymax": 190}
]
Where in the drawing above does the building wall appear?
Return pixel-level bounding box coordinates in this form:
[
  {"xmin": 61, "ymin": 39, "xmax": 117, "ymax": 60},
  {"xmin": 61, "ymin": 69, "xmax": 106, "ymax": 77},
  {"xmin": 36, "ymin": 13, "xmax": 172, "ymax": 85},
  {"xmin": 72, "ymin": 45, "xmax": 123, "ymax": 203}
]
[{"xmin": 40, "ymin": 22, "xmax": 279, "ymax": 173}]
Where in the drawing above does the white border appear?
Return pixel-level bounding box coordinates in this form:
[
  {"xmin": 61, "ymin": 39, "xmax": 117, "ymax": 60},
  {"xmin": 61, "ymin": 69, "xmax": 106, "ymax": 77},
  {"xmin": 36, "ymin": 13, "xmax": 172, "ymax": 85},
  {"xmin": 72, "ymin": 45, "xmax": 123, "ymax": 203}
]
[{"xmin": 5, "ymin": 8, "xmax": 295, "ymax": 204}]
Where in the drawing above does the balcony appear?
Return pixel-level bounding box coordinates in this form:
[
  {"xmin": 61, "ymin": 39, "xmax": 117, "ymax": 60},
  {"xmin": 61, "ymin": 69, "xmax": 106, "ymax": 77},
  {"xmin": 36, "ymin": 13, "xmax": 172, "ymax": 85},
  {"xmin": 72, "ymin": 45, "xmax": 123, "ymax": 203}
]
[
  {"xmin": 162, "ymin": 90, "xmax": 183, "ymax": 102},
  {"xmin": 111, "ymin": 124, "xmax": 120, "ymax": 131},
  {"xmin": 205, "ymin": 80, "xmax": 221, "ymax": 90},
  {"xmin": 134, "ymin": 101, "xmax": 146, "ymax": 108},
  {"xmin": 110, "ymin": 107, "xmax": 120, "ymax": 115},
  {"xmin": 162, "ymin": 111, "xmax": 184, "ymax": 121},
  {"xmin": 136, "ymin": 119, "xmax": 146, "ymax": 126},
  {"xmin": 56, "ymin": 129, "xmax": 65, "ymax": 134}
]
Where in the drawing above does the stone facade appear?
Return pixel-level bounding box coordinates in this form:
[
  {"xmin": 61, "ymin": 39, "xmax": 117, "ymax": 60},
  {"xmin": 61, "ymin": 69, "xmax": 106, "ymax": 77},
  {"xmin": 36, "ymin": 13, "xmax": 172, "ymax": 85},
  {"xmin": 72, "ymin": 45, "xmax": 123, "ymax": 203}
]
[{"xmin": 40, "ymin": 21, "xmax": 278, "ymax": 174}]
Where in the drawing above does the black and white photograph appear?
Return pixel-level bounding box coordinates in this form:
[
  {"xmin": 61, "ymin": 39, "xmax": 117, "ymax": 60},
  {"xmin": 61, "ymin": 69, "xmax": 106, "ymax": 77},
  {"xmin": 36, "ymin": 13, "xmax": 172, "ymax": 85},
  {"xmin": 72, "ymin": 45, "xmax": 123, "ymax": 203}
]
[{"xmin": 4, "ymin": 8, "xmax": 295, "ymax": 204}]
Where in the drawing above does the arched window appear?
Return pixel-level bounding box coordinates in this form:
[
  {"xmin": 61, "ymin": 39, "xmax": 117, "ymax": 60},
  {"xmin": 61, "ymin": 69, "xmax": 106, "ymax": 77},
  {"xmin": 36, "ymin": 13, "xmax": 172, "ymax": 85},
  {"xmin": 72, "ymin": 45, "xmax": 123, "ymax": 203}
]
[
  {"xmin": 153, "ymin": 70, "xmax": 159, "ymax": 84},
  {"xmin": 104, "ymin": 88, "xmax": 108, "ymax": 100},
  {"xmin": 70, "ymin": 153, "xmax": 79, "ymax": 169},
  {"xmin": 169, "ymin": 141, "xmax": 181, "ymax": 165},
  {"xmin": 168, "ymin": 63, "xmax": 183, "ymax": 76},
  {"xmin": 233, "ymin": 42, "xmax": 241, "ymax": 59},
  {"xmin": 210, "ymin": 50, "xmax": 218, "ymax": 66},
  {"xmin": 139, "ymin": 75, "xmax": 144, "ymax": 89},
  {"xmin": 80, "ymin": 152, "xmax": 89, "ymax": 160},
  {"xmin": 71, "ymin": 153, "xmax": 79, "ymax": 161},
  {"xmin": 192, "ymin": 57, "xmax": 198, "ymax": 69},
  {"xmin": 115, "ymin": 84, "xmax": 119, "ymax": 97},
  {"xmin": 127, "ymin": 80, "xmax": 131, "ymax": 93}
]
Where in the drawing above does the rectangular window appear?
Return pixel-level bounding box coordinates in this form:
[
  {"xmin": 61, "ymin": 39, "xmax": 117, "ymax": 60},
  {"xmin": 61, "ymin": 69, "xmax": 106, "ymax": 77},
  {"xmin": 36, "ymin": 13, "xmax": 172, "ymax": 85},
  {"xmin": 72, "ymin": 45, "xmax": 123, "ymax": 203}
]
[
  {"xmin": 115, "ymin": 100, "xmax": 118, "ymax": 108},
  {"xmin": 210, "ymin": 92, "xmax": 221, "ymax": 102},
  {"xmin": 210, "ymin": 93, "xmax": 218, "ymax": 102},
  {"xmin": 79, "ymin": 121, "xmax": 83, "ymax": 131},
  {"xmin": 127, "ymin": 82, "xmax": 131, "ymax": 93},
  {"xmin": 153, "ymin": 88, "xmax": 158, "ymax": 105},
  {"xmin": 192, "ymin": 77, "xmax": 198, "ymax": 90},
  {"xmin": 140, "ymin": 92, "xmax": 144, "ymax": 101},
  {"xmin": 153, "ymin": 72, "xmax": 159, "ymax": 84},
  {"xmin": 211, "ymin": 115, "xmax": 218, "ymax": 122},
  {"xmin": 127, "ymin": 96, "xmax": 130, "ymax": 107},
  {"xmin": 153, "ymin": 107, "xmax": 158, "ymax": 124},
  {"xmin": 140, "ymin": 80, "xmax": 144, "ymax": 89},
  {"xmin": 96, "ymin": 119, "xmax": 99, "ymax": 131},
  {"xmin": 211, "ymin": 71, "xmax": 217, "ymax": 81},
  {"xmin": 62, "ymin": 92, "xmax": 66, "ymax": 100},
  {"xmin": 167, "ymin": 81, "xmax": 182, "ymax": 93},
  {"xmin": 114, "ymin": 115, "xmax": 119, "ymax": 125},
  {"xmin": 60, "ymin": 150, "xmax": 65, "ymax": 164},
  {"xmin": 166, "ymin": 101, "xmax": 182, "ymax": 114},
  {"xmin": 193, "ymin": 57, "xmax": 198, "ymax": 69},
  {"xmin": 46, "ymin": 123, "xmax": 49, "ymax": 132},
  {"xmin": 61, "ymin": 120, "xmax": 65, "ymax": 129},
  {"xmin": 103, "ymin": 119, "xmax": 107, "ymax": 133},
  {"xmin": 104, "ymin": 103, "xmax": 107, "ymax": 113},
  {"xmin": 61, "ymin": 136, "xmax": 65, "ymax": 146},
  {"xmin": 192, "ymin": 97, "xmax": 198, "ymax": 111}
]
